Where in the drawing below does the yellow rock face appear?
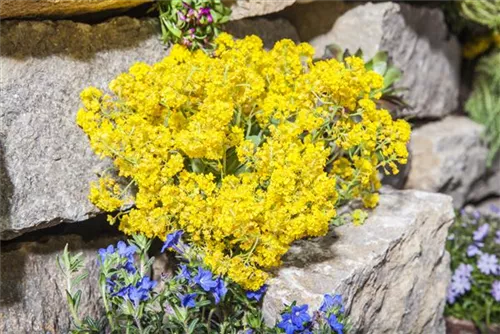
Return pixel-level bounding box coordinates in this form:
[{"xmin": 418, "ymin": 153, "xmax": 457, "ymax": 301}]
[{"xmin": 0, "ymin": 0, "xmax": 152, "ymax": 19}]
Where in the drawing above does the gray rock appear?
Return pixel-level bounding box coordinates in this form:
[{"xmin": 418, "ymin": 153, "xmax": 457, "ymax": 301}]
[
  {"xmin": 225, "ymin": 17, "xmax": 299, "ymax": 48},
  {"xmin": 228, "ymin": 0, "xmax": 295, "ymax": 20},
  {"xmin": 463, "ymin": 196, "xmax": 500, "ymax": 217},
  {"xmin": 263, "ymin": 189, "xmax": 454, "ymax": 334},
  {"xmin": 0, "ymin": 231, "xmax": 121, "ymax": 334},
  {"xmin": 0, "ymin": 16, "xmax": 299, "ymax": 240},
  {"xmin": 466, "ymin": 154, "xmax": 500, "ymax": 203},
  {"xmin": 0, "ymin": 17, "xmax": 167, "ymax": 240},
  {"xmin": 309, "ymin": 2, "xmax": 461, "ymax": 119},
  {"xmin": 405, "ymin": 116, "xmax": 488, "ymax": 208}
]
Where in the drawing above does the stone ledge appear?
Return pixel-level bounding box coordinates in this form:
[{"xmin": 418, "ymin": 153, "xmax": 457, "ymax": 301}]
[{"xmin": 263, "ymin": 189, "xmax": 454, "ymax": 334}]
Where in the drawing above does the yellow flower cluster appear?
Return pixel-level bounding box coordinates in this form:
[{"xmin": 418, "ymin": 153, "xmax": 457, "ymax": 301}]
[
  {"xmin": 463, "ymin": 32, "xmax": 500, "ymax": 59},
  {"xmin": 77, "ymin": 33, "xmax": 411, "ymax": 290}
]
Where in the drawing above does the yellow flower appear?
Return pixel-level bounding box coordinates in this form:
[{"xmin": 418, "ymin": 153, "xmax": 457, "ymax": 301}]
[{"xmin": 77, "ymin": 33, "xmax": 411, "ymax": 290}]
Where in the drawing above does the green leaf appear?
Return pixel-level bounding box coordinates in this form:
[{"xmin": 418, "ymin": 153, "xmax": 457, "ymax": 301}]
[{"xmin": 383, "ymin": 67, "xmax": 402, "ymax": 88}]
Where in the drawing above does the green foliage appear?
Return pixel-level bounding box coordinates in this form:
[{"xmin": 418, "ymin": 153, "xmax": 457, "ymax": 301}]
[
  {"xmin": 56, "ymin": 244, "xmax": 89, "ymax": 329},
  {"xmin": 460, "ymin": 0, "xmax": 500, "ymax": 30},
  {"xmin": 465, "ymin": 50, "xmax": 500, "ymax": 166},
  {"xmin": 445, "ymin": 209, "xmax": 500, "ymax": 331},
  {"xmin": 157, "ymin": 0, "xmax": 231, "ymax": 52},
  {"xmin": 57, "ymin": 234, "xmax": 351, "ymax": 333}
]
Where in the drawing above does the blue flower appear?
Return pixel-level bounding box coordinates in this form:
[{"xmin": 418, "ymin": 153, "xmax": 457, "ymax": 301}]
[
  {"xmin": 212, "ymin": 277, "xmax": 227, "ymax": 304},
  {"xmin": 137, "ymin": 276, "xmax": 157, "ymax": 291},
  {"xmin": 128, "ymin": 286, "xmax": 149, "ymax": 307},
  {"xmin": 319, "ymin": 294, "xmax": 344, "ymax": 314},
  {"xmin": 180, "ymin": 293, "xmax": 197, "ymax": 308},
  {"xmin": 495, "ymin": 230, "xmax": 500, "ymax": 245},
  {"xmin": 106, "ymin": 278, "xmax": 116, "ymax": 293},
  {"xmin": 116, "ymin": 241, "xmax": 137, "ymax": 261},
  {"xmin": 123, "ymin": 260, "xmax": 136, "ymax": 274},
  {"xmin": 290, "ymin": 304, "xmax": 311, "ymax": 328},
  {"xmin": 193, "ymin": 267, "xmax": 218, "ymax": 292},
  {"xmin": 161, "ymin": 230, "xmax": 184, "ymax": 253},
  {"xmin": 177, "ymin": 264, "xmax": 192, "ymax": 281},
  {"xmin": 277, "ymin": 314, "xmax": 297, "ymax": 334},
  {"xmin": 246, "ymin": 284, "xmax": 268, "ymax": 301},
  {"xmin": 327, "ymin": 314, "xmax": 344, "ymax": 334},
  {"xmin": 98, "ymin": 244, "xmax": 115, "ymax": 263}
]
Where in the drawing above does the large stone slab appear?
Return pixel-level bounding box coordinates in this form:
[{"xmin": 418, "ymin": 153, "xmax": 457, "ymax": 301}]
[
  {"xmin": 0, "ymin": 0, "xmax": 151, "ymax": 19},
  {"xmin": 309, "ymin": 2, "xmax": 461, "ymax": 119},
  {"xmin": 467, "ymin": 154, "xmax": 500, "ymax": 203},
  {"xmin": 405, "ymin": 116, "xmax": 488, "ymax": 208},
  {"xmin": 263, "ymin": 189, "xmax": 454, "ymax": 333},
  {"xmin": 0, "ymin": 16, "xmax": 299, "ymax": 240},
  {"xmin": 0, "ymin": 227, "xmax": 121, "ymax": 333},
  {"xmin": 228, "ymin": 0, "xmax": 295, "ymax": 20},
  {"xmin": 0, "ymin": 17, "xmax": 166, "ymax": 240}
]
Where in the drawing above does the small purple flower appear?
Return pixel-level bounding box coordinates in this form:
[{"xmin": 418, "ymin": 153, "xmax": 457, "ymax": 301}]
[
  {"xmin": 450, "ymin": 275, "xmax": 471, "ymax": 295},
  {"xmin": 177, "ymin": 11, "xmax": 187, "ymax": 21},
  {"xmin": 246, "ymin": 284, "xmax": 268, "ymax": 302},
  {"xmin": 473, "ymin": 224, "xmax": 489, "ymax": 242},
  {"xmin": 193, "ymin": 267, "xmax": 217, "ymax": 292},
  {"xmin": 199, "ymin": 7, "xmax": 213, "ymax": 23},
  {"xmin": 477, "ymin": 253, "xmax": 499, "ymax": 275},
  {"xmin": 472, "ymin": 210, "xmax": 481, "ymax": 220},
  {"xmin": 454, "ymin": 263, "xmax": 474, "ymax": 279},
  {"xmin": 492, "ymin": 281, "xmax": 500, "ymax": 302},
  {"xmin": 319, "ymin": 294, "xmax": 344, "ymax": 314},
  {"xmin": 446, "ymin": 285, "xmax": 458, "ymax": 304},
  {"xmin": 98, "ymin": 244, "xmax": 115, "ymax": 263},
  {"xmin": 466, "ymin": 244, "xmax": 481, "ymax": 257},
  {"xmin": 180, "ymin": 293, "xmax": 197, "ymax": 308},
  {"xmin": 327, "ymin": 314, "xmax": 344, "ymax": 334},
  {"xmin": 495, "ymin": 230, "xmax": 500, "ymax": 244},
  {"xmin": 490, "ymin": 204, "xmax": 500, "ymax": 215},
  {"xmin": 161, "ymin": 230, "xmax": 184, "ymax": 253},
  {"xmin": 447, "ymin": 234, "xmax": 455, "ymax": 241}
]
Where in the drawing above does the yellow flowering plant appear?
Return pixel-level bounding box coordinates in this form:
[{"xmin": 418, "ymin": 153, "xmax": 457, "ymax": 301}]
[{"xmin": 77, "ymin": 33, "xmax": 411, "ymax": 290}]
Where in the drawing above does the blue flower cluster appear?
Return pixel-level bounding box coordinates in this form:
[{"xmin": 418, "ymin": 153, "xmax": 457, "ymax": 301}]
[{"xmin": 277, "ymin": 294, "xmax": 347, "ymax": 334}]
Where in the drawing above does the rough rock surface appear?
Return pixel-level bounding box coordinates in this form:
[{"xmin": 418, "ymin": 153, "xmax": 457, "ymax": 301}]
[
  {"xmin": 405, "ymin": 116, "xmax": 488, "ymax": 208},
  {"xmin": 281, "ymin": 1, "xmax": 355, "ymax": 42},
  {"xmin": 228, "ymin": 0, "xmax": 295, "ymax": 20},
  {"xmin": 309, "ymin": 2, "xmax": 460, "ymax": 119},
  {"xmin": 0, "ymin": 0, "xmax": 151, "ymax": 19},
  {"xmin": 0, "ymin": 16, "xmax": 299, "ymax": 240},
  {"xmin": 467, "ymin": 155, "xmax": 500, "ymax": 203},
  {"xmin": 263, "ymin": 189, "xmax": 454, "ymax": 334},
  {"xmin": 225, "ymin": 18, "xmax": 300, "ymax": 47},
  {"xmin": 0, "ymin": 230, "xmax": 121, "ymax": 333},
  {"xmin": 0, "ymin": 17, "xmax": 166, "ymax": 240}
]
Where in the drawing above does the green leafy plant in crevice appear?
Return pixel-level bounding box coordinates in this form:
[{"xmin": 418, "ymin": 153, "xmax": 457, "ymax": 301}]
[
  {"xmin": 465, "ymin": 50, "xmax": 500, "ymax": 166},
  {"xmin": 156, "ymin": 0, "xmax": 231, "ymax": 52},
  {"xmin": 460, "ymin": 0, "xmax": 500, "ymax": 30}
]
